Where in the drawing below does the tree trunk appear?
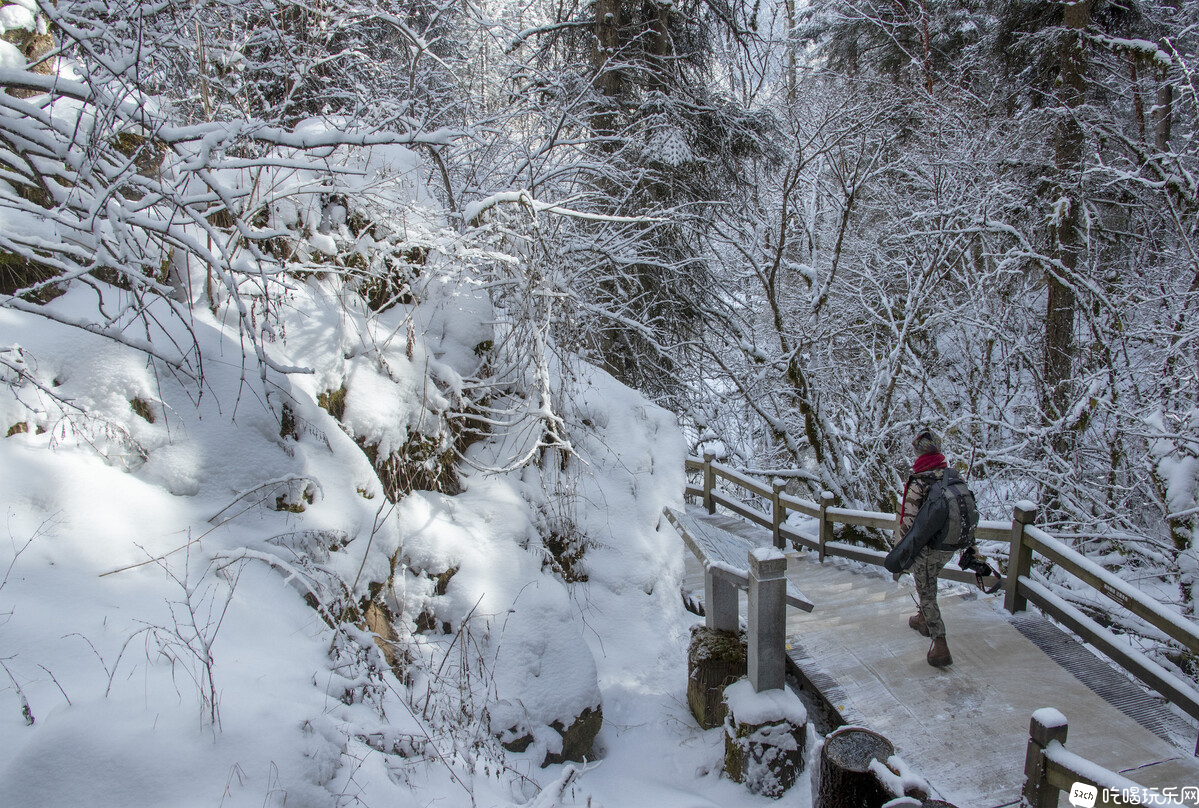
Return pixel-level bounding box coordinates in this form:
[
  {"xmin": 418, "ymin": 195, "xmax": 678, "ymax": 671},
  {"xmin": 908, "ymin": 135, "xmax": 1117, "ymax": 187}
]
[
  {"xmin": 784, "ymin": 0, "xmax": 799, "ymax": 99},
  {"xmin": 918, "ymin": 0, "xmax": 933, "ymax": 92},
  {"xmin": 593, "ymin": 0, "xmax": 623, "ymax": 101},
  {"xmin": 590, "ymin": 0, "xmax": 623, "ymax": 138},
  {"xmin": 1042, "ymin": 0, "xmax": 1092, "ymax": 480},
  {"xmin": 1130, "ymin": 55, "xmax": 1146, "ymax": 143},
  {"xmin": 648, "ymin": 0, "xmax": 671, "ymax": 92},
  {"xmin": 1154, "ymin": 51, "xmax": 1173, "ymax": 153}
]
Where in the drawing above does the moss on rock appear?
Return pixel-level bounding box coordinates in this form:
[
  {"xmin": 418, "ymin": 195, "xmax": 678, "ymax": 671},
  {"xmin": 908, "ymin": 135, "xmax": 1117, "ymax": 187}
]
[
  {"xmin": 546, "ymin": 705, "xmax": 603, "ymax": 765},
  {"xmin": 688, "ymin": 625, "xmax": 747, "ymax": 729},
  {"xmin": 317, "ymin": 385, "xmax": 347, "ymax": 420},
  {"xmin": 130, "ymin": 397, "xmax": 156, "ymax": 424}
]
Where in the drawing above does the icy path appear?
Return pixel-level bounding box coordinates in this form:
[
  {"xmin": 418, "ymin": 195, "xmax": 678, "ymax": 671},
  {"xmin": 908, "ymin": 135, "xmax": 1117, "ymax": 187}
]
[{"xmin": 681, "ymin": 507, "xmax": 1199, "ymax": 808}]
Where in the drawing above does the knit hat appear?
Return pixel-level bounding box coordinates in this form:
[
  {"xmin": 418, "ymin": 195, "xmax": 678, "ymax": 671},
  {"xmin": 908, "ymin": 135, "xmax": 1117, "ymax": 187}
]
[{"xmin": 912, "ymin": 428, "xmax": 941, "ymax": 456}]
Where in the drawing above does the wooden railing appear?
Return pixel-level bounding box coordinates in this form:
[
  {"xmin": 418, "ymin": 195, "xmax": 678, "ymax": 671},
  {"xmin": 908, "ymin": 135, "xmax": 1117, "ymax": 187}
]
[
  {"xmin": 1023, "ymin": 710, "xmax": 1187, "ymax": 806},
  {"xmin": 687, "ymin": 453, "xmax": 1199, "ymax": 750},
  {"xmin": 1006, "ymin": 504, "xmax": 1199, "ymax": 750},
  {"xmin": 686, "ymin": 453, "xmax": 1009, "ymax": 586}
]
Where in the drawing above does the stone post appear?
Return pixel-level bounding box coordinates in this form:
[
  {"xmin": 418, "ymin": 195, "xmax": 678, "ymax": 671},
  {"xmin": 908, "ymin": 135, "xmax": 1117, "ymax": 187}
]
[
  {"xmin": 748, "ymin": 547, "xmax": 787, "ymax": 692},
  {"xmin": 706, "ymin": 566, "xmax": 739, "ymax": 633}
]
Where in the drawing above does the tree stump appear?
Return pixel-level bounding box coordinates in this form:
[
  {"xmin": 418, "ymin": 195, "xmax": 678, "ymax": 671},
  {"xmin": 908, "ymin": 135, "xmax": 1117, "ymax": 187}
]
[
  {"xmin": 688, "ymin": 625, "xmax": 746, "ymax": 729},
  {"xmin": 815, "ymin": 727, "xmax": 896, "ymax": 808},
  {"xmin": 723, "ymin": 679, "xmax": 808, "ymax": 798}
]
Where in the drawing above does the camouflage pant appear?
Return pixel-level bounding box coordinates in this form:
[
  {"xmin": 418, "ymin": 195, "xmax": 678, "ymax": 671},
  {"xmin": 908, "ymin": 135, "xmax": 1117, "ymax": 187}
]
[{"xmin": 912, "ymin": 546, "xmax": 957, "ymax": 639}]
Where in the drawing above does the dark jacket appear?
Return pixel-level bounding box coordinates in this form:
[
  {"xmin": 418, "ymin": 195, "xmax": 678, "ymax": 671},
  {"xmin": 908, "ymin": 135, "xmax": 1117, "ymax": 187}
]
[
  {"xmin": 897, "ymin": 467, "xmax": 946, "ymax": 542},
  {"xmin": 885, "ymin": 464, "xmax": 949, "ymax": 574}
]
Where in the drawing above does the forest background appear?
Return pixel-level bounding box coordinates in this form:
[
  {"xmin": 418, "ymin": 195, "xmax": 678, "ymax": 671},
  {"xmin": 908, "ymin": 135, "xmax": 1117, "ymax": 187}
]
[{"xmin": 1, "ymin": 0, "xmax": 1199, "ymax": 804}]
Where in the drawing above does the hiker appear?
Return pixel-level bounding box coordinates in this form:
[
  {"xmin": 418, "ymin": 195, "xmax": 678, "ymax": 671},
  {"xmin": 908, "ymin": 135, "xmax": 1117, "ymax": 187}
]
[{"xmin": 897, "ymin": 428, "xmax": 955, "ymax": 668}]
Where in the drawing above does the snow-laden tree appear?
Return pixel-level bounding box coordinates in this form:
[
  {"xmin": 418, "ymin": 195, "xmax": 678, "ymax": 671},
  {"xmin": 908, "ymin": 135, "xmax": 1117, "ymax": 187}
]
[
  {"xmin": 688, "ymin": 0, "xmax": 1199, "ymax": 677},
  {"xmin": 449, "ymin": 0, "xmax": 782, "ymax": 406},
  {"xmin": 0, "ymin": 0, "xmax": 472, "ymax": 381}
]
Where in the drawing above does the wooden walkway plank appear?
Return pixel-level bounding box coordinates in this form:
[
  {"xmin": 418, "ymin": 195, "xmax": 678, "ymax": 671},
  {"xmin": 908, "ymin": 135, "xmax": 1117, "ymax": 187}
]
[{"xmin": 676, "ymin": 505, "xmax": 1199, "ymax": 808}]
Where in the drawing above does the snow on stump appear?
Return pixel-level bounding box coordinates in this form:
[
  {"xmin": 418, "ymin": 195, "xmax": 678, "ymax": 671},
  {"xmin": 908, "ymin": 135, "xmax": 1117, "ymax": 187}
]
[
  {"xmin": 814, "ymin": 726, "xmax": 932, "ymax": 808},
  {"xmin": 688, "ymin": 624, "xmax": 747, "ymax": 729},
  {"xmin": 723, "ymin": 678, "xmax": 808, "ymax": 798}
]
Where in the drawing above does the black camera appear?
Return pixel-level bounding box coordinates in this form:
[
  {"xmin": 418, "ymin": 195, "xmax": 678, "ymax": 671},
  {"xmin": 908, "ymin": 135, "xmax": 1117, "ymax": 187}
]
[{"xmin": 958, "ymin": 546, "xmax": 1002, "ymax": 593}]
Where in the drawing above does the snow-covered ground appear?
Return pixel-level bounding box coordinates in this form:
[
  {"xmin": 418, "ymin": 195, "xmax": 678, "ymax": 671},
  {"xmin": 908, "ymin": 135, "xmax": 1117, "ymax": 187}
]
[
  {"xmin": 0, "ymin": 246, "xmax": 804, "ymax": 808},
  {"xmin": 0, "ymin": 25, "xmax": 816, "ymax": 794}
]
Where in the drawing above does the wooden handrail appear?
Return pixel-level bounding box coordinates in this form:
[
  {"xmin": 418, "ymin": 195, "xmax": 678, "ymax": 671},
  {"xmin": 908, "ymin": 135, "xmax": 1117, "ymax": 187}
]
[
  {"xmin": 1023, "ymin": 524, "xmax": 1199, "ymax": 655},
  {"xmin": 1024, "ymin": 711, "xmax": 1187, "ymax": 806},
  {"xmin": 687, "ymin": 454, "xmax": 1199, "ymax": 746},
  {"xmin": 1018, "ymin": 578, "xmax": 1199, "ymax": 727},
  {"xmin": 711, "ymin": 460, "xmax": 775, "ymax": 500},
  {"xmin": 826, "ymin": 506, "xmax": 895, "ymax": 531},
  {"xmin": 687, "ymin": 454, "xmax": 992, "ymax": 587}
]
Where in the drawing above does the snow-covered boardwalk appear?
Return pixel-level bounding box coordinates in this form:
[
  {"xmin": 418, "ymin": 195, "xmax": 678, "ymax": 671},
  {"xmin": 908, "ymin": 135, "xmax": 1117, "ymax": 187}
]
[{"xmin": 679, "ymin": 507, "xmax": 1199, "ymax": 807}]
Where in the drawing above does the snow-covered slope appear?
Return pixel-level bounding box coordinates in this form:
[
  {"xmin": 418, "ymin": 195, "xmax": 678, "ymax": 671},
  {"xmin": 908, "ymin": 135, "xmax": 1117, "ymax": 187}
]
[{"xmin": 0, "ymin": 132, "xmax": 764, "ymax": 803}]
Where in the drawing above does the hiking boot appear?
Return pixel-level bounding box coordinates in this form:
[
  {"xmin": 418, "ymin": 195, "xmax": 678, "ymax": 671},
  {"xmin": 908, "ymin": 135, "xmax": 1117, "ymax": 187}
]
[
  {"xmin": 908, "ymin": 612, "xmax": 930, "ymax": 637},
  {"xmin": 927, "ymin": 637, "xmax": 953, "ymax": 667}
]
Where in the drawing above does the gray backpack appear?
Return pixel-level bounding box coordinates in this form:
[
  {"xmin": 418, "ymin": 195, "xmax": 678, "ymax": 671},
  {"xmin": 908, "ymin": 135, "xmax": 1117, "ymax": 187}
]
[
  {"xmin": 884, "ymin": 468, "xmax": 978, "ymax": 573},
  {"xmin": 934, "ymin": 468, "xmax": 979, "ymax": 550}
]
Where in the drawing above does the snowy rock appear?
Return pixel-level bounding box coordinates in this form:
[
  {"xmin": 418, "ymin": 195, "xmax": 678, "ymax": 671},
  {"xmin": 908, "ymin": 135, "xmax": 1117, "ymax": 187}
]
[
  {"xmin": 547, "ymin": 705, "xmax": 603, "ymax": 766},
  {"xmin": 485, "ymin": 579, "xmax": 603, "ymax": 766},
  {"xmin": 0, "ymin": 5, "xmax": 52, "ymax": 85},
  {"xmin": 0, "ymin": 4, "xmax": 36, "ymax": 34},
  {"xmin": 0, "ymin": 38, "xmax": 22, "ymax": 68}
]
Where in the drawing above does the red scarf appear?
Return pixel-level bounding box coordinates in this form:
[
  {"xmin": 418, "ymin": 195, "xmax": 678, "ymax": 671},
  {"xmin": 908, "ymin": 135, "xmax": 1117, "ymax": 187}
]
[
  {"xmin": 912, "ymin": 452, "xmax": 947, "ymax": 475},
  {"xmin": 900, "ymin": 452, "xmax": 948, "ymax": 524}
]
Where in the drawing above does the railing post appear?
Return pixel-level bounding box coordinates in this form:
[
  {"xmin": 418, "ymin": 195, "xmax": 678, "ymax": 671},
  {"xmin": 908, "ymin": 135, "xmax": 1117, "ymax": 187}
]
[
  {"xmin": 818, "ymin": 491, "xmax": 834, "ymax": 563},
  {"xmin": 703, "ymin": 452, "xmax": 716, "ymax": 515},
  {"xmin": 772, "ymin": 478, "xmax": 786, "ymax": 550},
  {"xmin": 748, "ymin": 547, "xmax": 787, "ymax": 692},
  {"xmin": 1005, "ymin": 501, "xmax": 1037, "ymax": 614},
  {"xmin": 705, "ymin": 568, "xmax": 739, "ymax": 634},
  {"xmin": 1022, "ymin": 711, "xmax": 1068, "ymax": 808}
]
